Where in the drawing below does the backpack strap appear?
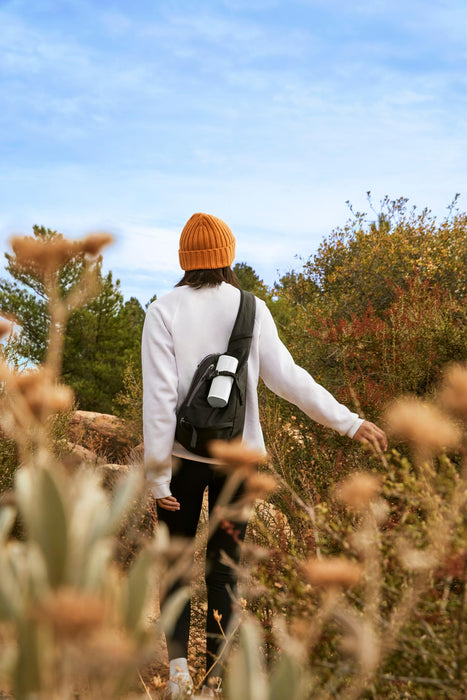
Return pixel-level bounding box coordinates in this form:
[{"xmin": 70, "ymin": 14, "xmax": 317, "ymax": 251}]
[{"xmin": 226, "ymin": 289, "xmax": 256, "ymax": 364}]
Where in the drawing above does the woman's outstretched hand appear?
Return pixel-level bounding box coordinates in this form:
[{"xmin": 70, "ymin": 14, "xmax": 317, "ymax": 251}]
[
  {"xmin": 353, "ymin": 420, "xmax": 388, "ymax": 453},
  {"xmin": 156, "ymin": 496, "xmax": 180, "ymax": 511}
]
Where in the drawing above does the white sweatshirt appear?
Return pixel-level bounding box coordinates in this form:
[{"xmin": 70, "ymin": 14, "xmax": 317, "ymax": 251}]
[{"xmin": 142, "ymin": 282, "xmax": 363, "ymax": 499}]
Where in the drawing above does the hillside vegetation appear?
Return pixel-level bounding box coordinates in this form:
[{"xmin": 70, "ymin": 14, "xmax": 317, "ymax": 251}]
[{"xmin": 0, "ymin": 196, "xmax": 465, "ymax": 698}]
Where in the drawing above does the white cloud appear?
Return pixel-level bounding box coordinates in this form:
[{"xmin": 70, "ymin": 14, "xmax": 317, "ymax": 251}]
[
  {"xmin": 0, "ymin": 0, "xmax": 465, "ymax": 305},
  {"xmin": 104, "ymin": 223, "xmax": 180, "ymax": 274}
]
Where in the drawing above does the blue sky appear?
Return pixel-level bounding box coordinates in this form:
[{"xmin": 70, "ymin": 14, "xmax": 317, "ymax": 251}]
[{"xmin": 1, "ymin": 0, "xmax": 465, "ymax": 305}]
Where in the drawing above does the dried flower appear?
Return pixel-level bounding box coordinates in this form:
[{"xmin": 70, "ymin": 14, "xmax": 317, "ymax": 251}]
[
  {"xmin": 384, "ymin": 396, "xmax": 461, "ymax": 452},
  {"xmin": 208, "ymin": 438, "xmax": 266, "ymax": 473},
  {"xmin": 12, "ymin": 368, "xmax": 74, "ymax": 419},
  {"xmin": 397, "ymin": 541, "xmax": 438, "ymax": 571},
  {"xmin": 152, "ymin": 675, "xmax": 165, "ymax": 689},
  {"xmin": 0, "ymin": 318, "xmax": 14, "ymax": 339},
  {"xmin": 81, "ymin": 232, "xmax": 114, "ymax": 258},
  {"xmin": 335, "ymin": 472, "xmax": 382, "ymax": 511},
  {"xmin": 10, "ymin": 232, "xmax": 113, "ymax": 276},
  {"xmin": 369, "ymin": 499, "xmax": 390, "ymax": 525},
  {"xmin": 303, "ymin": 557, "xmax": 362, "ymax": 588},
  {"xmin": 10, "ymin": 234, "xmax": 81, "ymax": 274},
  {"xmin": 438, "ymin": 363, "xmax": 467, "ymax": 415},
  {"xmin": 32, "ymin": 588, "xmax": 105, "ymax": 638},
  {"xmin": 245, "ymin": 472, "xmax": 278, "ymax": 501},
  {"xmin": 44, "ymin": 384, "xmax": 74, "ymax": 413}
]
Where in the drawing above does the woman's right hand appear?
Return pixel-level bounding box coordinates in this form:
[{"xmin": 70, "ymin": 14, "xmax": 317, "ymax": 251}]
[
  {"xmin": 353, "ymin": 420, "xmax": 387, "ymax": 452},
  {"xmin": 156, "ymin": 495, "xmax": 180, "ymax": 511}
]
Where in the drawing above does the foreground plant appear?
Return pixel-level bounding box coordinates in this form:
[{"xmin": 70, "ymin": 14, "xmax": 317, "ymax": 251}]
[{"xmin": 0, "ymin": 233, "xmax": 168, "ymax": 699}]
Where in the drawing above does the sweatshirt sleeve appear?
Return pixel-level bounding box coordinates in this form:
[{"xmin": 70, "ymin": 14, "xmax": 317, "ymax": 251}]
[
  {"xmin": 258, "ymin": 304, "xmax": 363, "ymax": 438},
  {"xmin": 141, "ymin": 303, "xmax": 178, "ymax": 499}
]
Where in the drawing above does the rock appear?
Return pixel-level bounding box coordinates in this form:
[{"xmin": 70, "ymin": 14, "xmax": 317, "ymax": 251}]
[
  {"xmin": 68, "ymin": 410, "xmax": 137, "ymax": 463},
  {"xmin": 99, "ymin": 443, "xmax": 145, "ymax": 488},
  {"xmin": 97, "ymin": 462, "xmax": 131, "ymax": 490},
  {"xmin": 65, "ymin": 441, "xmax": 105, "ymax": 465}
]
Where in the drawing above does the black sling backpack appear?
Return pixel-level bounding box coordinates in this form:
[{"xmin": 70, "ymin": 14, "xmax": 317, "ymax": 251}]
[{"xmin": 175, "ymin": 289, "xmax": 256, "ymax": 457}]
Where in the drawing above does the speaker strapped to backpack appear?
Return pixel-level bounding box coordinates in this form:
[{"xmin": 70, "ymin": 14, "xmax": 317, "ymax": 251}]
[{"xmin": 175, "ymin": 290, "xmax": 256, "ymax": 457}]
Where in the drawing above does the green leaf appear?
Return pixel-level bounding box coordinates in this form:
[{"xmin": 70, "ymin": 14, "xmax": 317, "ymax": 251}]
[
  {"xmin": 65, "ymin": 470, "xmax": 109, "ymax": 584},
  {"xmin": 0, "ymin": 505, "xmax": 16, "ymax": 542},
  {"xmin": 25, "ymin": 544, "xmax": 52, "ymax": 604},
  {"xmin": 0, "ymin": 556, "xmax": 22, "ymax": 620},
  {"xmin": 225, "ymin": 619, "xmax": 268, "ymax": 700},
  {"xmin": 269, "ymin": 652, "xmax": 309, "ymax": 700},
  {"xmin": 123, "ymin": 548, "xmax": 153, "ymax": 632},
  {"xmin": 14, "ymin": 620, "xmax": 44, "ymax": 698},
  {"xmin": 19, "ymin": 469, "xmax": 68, "ymax": 589},
  {"xmin": 82, "ymin": 540, "xmax": 113, "ymax": 592},
  {"xmin": 15, "ymin": 468, "xmax": 34, "ymax": 526}
]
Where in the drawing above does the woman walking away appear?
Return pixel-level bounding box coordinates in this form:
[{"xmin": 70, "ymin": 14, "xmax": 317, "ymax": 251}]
[{"xmin": 142, "ymin": 212, "xmax": 387, "ymax": 697}]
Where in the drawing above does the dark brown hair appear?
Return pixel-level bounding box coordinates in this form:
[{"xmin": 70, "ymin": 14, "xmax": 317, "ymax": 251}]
[{"xmin": 175, "ymin": 267, "xmax": 241, "ymax": 289}]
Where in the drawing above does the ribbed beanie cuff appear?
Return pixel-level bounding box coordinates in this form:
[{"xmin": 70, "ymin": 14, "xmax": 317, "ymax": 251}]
[{"xmin": 179, "ymin": 213, "xmax": 236, "ymax": 270}]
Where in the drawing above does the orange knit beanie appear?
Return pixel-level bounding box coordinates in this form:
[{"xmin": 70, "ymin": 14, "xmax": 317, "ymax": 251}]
[{"xmin": 178, "ymin": 213, "xmax": 236, "ymax": 270}]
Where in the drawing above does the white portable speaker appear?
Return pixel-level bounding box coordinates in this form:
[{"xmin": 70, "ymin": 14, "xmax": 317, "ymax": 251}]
[{"xmin": 207, "ymin": 355, "xmax": 238, "ymax": 408}]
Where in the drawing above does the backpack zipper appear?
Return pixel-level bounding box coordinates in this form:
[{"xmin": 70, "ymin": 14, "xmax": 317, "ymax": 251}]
[{"xmin": 186, "ymin": 362, "xmax": 216, "ymax": 407}]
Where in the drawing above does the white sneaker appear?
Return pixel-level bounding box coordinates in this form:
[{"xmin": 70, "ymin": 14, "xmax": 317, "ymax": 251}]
[{"xmin": 167, "ymin": 671, "xmax": 194, "ymax": 698}]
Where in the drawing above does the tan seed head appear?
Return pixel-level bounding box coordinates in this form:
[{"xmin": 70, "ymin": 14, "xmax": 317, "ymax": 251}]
[
  {"xmin": 245, "ymin": 472, "xmax": 278, "ymax": 501},
  {"xmin": 32, "ymin": 588, "xmax": 106, "ymax": 638},
  {"xmin": 81, "ymin": 232, "xmax": 114, "ymax": 258},
  {"xmin": 335, "ymin": 472, "xmax": 382, "ymax": 511},
  {"xmin": 303, "ymin": 557, "xmax": 362, "ymax": 588},
  {"xmin": 208, "ymin": 438, "xmax": 266, "ymax": 473},
  {"xmin": 438, "ymin": 363, "xmax": 467, "ymax": 415},
  {"xmin": 0, "ymin": 318, "xmax": 14, "ymax": 339},
  {"xmin": 384, "ymin": 396, "xmax": 461, "ymax": 452}
]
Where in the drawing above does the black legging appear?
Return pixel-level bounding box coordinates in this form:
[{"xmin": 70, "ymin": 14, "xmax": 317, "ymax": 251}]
[{"xmin": 157, "ymin": 459, "xmax": 248, "ymax": 679}]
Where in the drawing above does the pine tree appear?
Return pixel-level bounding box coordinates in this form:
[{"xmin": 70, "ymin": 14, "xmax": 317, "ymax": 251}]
[{"xmin": 0, "ymin": 226, "xmax": 145, "ymax": 413}]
